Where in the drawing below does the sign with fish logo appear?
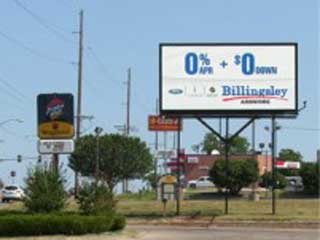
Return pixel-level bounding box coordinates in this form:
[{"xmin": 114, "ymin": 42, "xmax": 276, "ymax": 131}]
[{"xmin": 37, "ymin": 93, "xmax": 74, "ymax": 139}]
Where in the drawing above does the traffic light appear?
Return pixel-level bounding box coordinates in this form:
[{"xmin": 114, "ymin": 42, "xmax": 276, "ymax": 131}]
[
  {"xmin": 38, "ymin": 155, "xmax": 42, "ymax": 163},
  {"xmin": 17, "ymin": 154, "xmax": 22, "ymax": 163}
]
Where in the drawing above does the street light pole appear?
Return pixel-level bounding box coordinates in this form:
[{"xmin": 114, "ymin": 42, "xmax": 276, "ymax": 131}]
[{"xmin": 94, "ymin": 127, "xmax": 103, "ymax": 183}]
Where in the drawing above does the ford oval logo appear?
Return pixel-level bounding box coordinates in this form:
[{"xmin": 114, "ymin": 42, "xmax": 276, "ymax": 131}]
[{"xmin": 168, "ymin": 88, "xmax": 183, "ymax": 95}]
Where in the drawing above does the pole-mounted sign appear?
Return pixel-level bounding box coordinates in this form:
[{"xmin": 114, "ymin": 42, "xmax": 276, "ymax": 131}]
[
  {"xmin": 148, "ymin": 115, "xmax": 182, "ymax": 131},
  {"xmin": 37, "ymin": 93, "xmax": 74, "ymax": 139}
]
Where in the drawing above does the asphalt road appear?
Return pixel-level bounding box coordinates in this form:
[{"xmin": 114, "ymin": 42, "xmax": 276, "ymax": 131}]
[{"xmin": 128, "ymin": 225, "xmax": 320, "ymax": 240}]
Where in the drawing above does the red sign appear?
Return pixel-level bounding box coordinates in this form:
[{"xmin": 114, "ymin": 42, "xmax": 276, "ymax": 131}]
[
  {"xmin": 148, "ymin": 115, "xmax": 182, "ymax": 131},
  {"xmin": 275, "ymin": 161, "xmax": 301, "ymax": 169}
]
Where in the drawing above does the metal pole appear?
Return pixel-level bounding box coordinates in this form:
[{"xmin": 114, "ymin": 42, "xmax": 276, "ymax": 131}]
[
  {"xmin": 225, "ymin": 117, "xmax": 229, "ymax": 215},
  {"xmin": 164, "ymin": 131, "xmax": 167, "ymax": 173},
  {"xmin": 155, "ymin": 99, "xmax": 159, "ymax": 196},
  {"xmin": 176, "ymin": 118, "xmax": 181, "ymax": 216},
  {"xmin": 271, "ymin": 117, "xmax": 276, "ymax": 215},
  {"xmin": 252, "ymin": 119, "xmax": 256, "ymax": 154},
  {"xmin": 219, "ymin": 117, "xmax": 222, "ymax": 150},
  {"xmin": 95, "ymin": 134, "xmax": 100, "ymax": 183},
  {"xmin": 125, "ymin": 67, "xmax": 131, "ymax": 192},
  {"xmin": 75, "ymin": 9, "xmax": 84, "ymax": 197},
  {"xmin": 52, "ymin": 153, "xmax": 59, "ymax": 172}
]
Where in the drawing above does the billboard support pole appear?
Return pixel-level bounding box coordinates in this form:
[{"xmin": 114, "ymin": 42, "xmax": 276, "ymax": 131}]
[
  {"xmin": 271, "ymin": 116, "xmax": 276, "ymax": 215},
  {"xmin": 176, "ymin": 118, "xmax": 181, "ymax": 216},
  {"xmin": 225, "ymin": 117, "xmax": 229, "ymax": 215},
  {"xmin": 197, "ymin": 117, "xmax": 256, "ymax": 215}
]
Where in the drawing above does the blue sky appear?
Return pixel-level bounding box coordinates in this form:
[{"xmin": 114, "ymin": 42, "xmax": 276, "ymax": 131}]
[{"xmin": 0, "ymin": 0, "xmax": 318, "ymax": 187}]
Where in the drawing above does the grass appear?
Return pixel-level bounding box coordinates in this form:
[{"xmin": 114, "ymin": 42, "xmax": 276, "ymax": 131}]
[
  {"xmin": 116, "ymin": 199, "xmax": 320, "ymax": 221},
  {"xmin": 1, "ymin": 196, "xmax": 319, "ymax": 222}
]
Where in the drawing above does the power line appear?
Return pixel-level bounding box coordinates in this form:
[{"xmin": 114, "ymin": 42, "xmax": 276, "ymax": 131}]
[
  {"xmin": 0, "ymin": 29, "xmax": 70, "ymax": 64},
  {"xmin": 0, "ymin": 75, "xmax": 33, "ymax": 104},
  {"xmin": 281, "ymin": 126, "xmax": 320, "ymax": 131},
  {"xmin": 13, "ymin": 0, "xmax": 75, "ymax": 44}
]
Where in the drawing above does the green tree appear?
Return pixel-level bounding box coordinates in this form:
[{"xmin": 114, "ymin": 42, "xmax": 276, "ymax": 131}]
[
  {"xmin": 278, "ymin": 148, "xmax": 303, "ymax": 176},
  {"xmin": 260, "ymin": 171, "xmax": 287, "ymax": 189},
  {"xmin": 200, "ymin": 133, "xmax": 221, "ymax": 155},
  {"xmin": 198, "ymin": 133, "xmax": 250, "ymax": 155},
  {"xmin": 299, "ymin": 162, "xmax": 319, "ymax": 195},
  {"xmin": 143, "ymin": 171, "xmax": 159, "ymax": 191},
  {"xmin": 23, "ymin": 164, "xmax": 66, "ymax": 213},
  {"xmin": 279, "ymin": 148, "xmax": 303, "ymax": 162},
  {"xmin": 69, "ymin": 134, "xmax": 153, "ymax": 192},
  {"xmin": 209, "ymin": 159, "xmax": 259, "ymax": 195},
  {"xmin": 228, "ymin": 136, "xmax": 250, "ymax": 155}
]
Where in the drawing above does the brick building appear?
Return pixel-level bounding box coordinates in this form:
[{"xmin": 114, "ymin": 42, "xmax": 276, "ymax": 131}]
[{"xmin": 168, "ymin": 154, "xmax": 272, "ymax": 181}]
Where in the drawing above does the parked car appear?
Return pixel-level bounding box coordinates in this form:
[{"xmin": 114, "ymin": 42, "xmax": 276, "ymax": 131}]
[
  {"xmin": 188, "ymin": 176, "xmax": 215, "ymax": 189},
  {"xmin": 1, "ymin": 185, "xmax": 25, "ymax": 202}
]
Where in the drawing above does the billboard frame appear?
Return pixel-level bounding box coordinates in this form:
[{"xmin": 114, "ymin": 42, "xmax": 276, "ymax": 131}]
[{"xmin": 159, "ymin": 42, "xmax": 298, "ymax": 118}]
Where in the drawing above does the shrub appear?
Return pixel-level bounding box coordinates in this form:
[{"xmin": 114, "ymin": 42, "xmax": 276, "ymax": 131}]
[
  {"xmin": 0, "ymin": 214, "xmax": 125, "ymax": 236},
  {"xmin": 260, "ymin": 171, "xmax": 287, "ymax": 189},
  {"xmin": 110, "ymin": 214, "xmax": 126, "ymax": 231},
  {"xmin": 210, "ymin": 159, "xmax": 259, "ymax": 195},
  {"xmin": 300, "ymin": 162, "xmax": 319, "ymax": 195},
  {"xmin": 77, "ymin": 182, "xmax": 115, "ymax": 215},
  {"xmin": 23, "ymin": 164, "xmax": 66, "ymax": 213}
]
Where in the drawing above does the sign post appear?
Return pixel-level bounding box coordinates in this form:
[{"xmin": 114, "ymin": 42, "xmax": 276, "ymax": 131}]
[{"xmin": 159, "ymin": 43, "xmax": 298, "ymax": 215}]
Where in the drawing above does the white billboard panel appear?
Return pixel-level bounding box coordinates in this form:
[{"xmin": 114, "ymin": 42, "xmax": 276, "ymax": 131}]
[{"xmin": 160, "ymin": 43, "xmax": 297, "ymax": 117}]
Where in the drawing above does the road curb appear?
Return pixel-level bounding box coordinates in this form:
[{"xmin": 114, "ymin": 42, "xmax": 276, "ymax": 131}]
[{"xmin": 127, "ymin": 218, "xmax": 320, "ymax": 229}]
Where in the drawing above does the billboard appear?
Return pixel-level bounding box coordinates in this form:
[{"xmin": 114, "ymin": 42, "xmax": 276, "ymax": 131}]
[
  {"xmin": 37, "ymin": 93, "xmax": 74, "ymax": 139},
  {"xmin": 160, "ymin": 43, "xmax": 298, "ymax": 117},
  {"xmin": 148, "ymin": 115, "xmax": 182, "ymax": 131}
]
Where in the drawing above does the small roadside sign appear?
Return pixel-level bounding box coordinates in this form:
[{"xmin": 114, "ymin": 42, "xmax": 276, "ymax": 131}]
[{"xmin": 38, "ymin": 139, "xmax": 74, "ymax": 154}]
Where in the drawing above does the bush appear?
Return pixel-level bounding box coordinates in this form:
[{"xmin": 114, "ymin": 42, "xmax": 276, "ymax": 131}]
[
  {"xmin": 210, "ymin": 159, "xmax": 259, "ymax": 195},
  {"xmin": 300, "ymin": 162, "xmax": 319, "ymax": 195},
  {"xmin": 110, "ymin": 214, "xmax": 126, "ymax": 231},
  {"xmin": 260, "ymin": 171, "xmax": 287, "ymax": 189},
  {"xmin": 0, "ymin": 214, "xmax": 125, "ymax": 236},
  {"xmin": 77, "ymin": 182, "xmax": 115, "ymax": 215},
  {"xmin": 23, "ymin": 164, "xmax": 66, "ymax": 213}
]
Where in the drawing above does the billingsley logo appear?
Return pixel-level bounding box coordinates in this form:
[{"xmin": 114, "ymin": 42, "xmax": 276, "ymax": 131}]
[
  {"xmin": 168, "ymin": 88, "xmax": 183, "ymax": 95},
  {"xmin": 222, "ymin": 85, "xmax": 288, "ymax": 102},
  {"xmin": 46, "ymin": 97, "xmax": 65, "ymax": 120}
]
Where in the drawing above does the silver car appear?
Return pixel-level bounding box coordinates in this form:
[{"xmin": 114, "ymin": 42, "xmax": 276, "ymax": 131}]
[{"xmin": 1, "ymin": 185, "xmax": 25, "ymax": 202}]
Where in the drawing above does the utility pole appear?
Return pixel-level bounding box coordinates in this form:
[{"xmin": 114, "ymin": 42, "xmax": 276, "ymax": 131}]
[
  {"xmin": 123, "ymin": 68, "xmax": 131, "ymax": 193},
  {"xmin": 155, "ymin": 99, "xmax": 159, "ymax": 195},
  {"xmin": 126, "ymin": 68, "xmax": 131, "ymax": 136},
  {"xmin": 74, "ymin": 9, "xmax": 84, "ymax": 197}
]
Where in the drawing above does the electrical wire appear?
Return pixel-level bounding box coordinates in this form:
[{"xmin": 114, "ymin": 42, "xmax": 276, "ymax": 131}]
[
  {"xmin": 13, "ymin": 0, "xmax": 76, "ymax": 44},
  {"xmin": 0, "ymin": 29, "xmax": 70, "ymax": 64},
  {"xmin": 281, "ymin": 126, "xmax": 320, "ymax": 131}
]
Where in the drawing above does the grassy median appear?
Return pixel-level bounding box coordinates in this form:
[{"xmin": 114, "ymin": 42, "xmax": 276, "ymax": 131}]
[{"xmin": 2, "ymin": 198, "xmax": 319, "ymax": 221}]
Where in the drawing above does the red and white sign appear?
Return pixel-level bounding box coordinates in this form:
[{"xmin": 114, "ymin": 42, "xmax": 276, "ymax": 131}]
[
  {"xmin": 148, "ymin": 115, "xmax": 182, "ymax": 131},
  {"xmin": 275, "ymin": 161, "xmax": 301, "ymax": 169}
]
